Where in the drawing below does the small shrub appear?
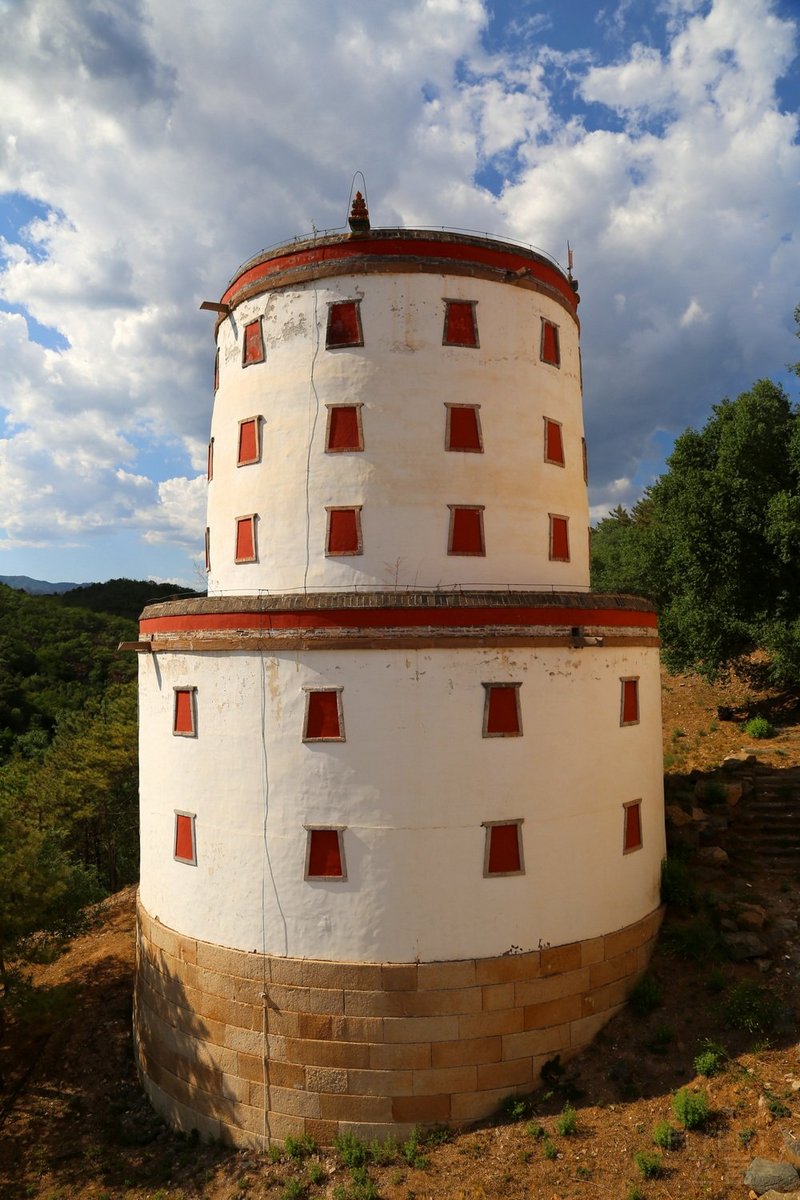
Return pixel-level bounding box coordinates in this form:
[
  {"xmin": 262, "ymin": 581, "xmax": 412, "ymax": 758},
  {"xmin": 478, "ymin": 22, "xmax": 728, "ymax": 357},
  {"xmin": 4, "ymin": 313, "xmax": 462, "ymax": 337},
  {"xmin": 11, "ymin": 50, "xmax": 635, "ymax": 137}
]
[
  {"xmin": 502, "ymin": 1093, "xmax": 529, "ymax": 1120},
  {"xmin": 694, "ymin": 1041, "xmax": 726, "ymax": 1077},
  {"xmin": 526, "ymin": 1122, "xmax": 545, "ymax": 1139},
  {"xmin": 722, "ymin": 981, "xmax": 780, "ymax": 1034},
  {"xmin": 554, "ymin": 1102, "xmax": 578, "ymax": 1136},
  {"xmin": 281, "ymin": 1179, "xmax": 305, "ymax": 1200},
  {"xmin": 334, "ymin": 1132, "xmax": 368, "ymax": 1168},
  {"xmin": 633, "ymin": 1150, "xmax": 663, "ymax": 1179},
  {"xmin": 542, "ymin": 1138, "xmax": 558, "ymax": 1160},
  {"xmin": 367, "ymin": 1137, "xmax": 398, "ymax": 1165},
  {"xmin": 646, "ymin": 1025, "xmax": 674, "ymax": 1055},
  {"xmin": 627, "ymin": 1186, "xmax": 646, "ymax": 1200},
  {"xmin": 738, "ymin": 1126, "xmax": 755, "ymax": 1148},
  {"xmin": 285, "ymin": 1134, "xmax": 317, "ymax": 1160},
  {"xmin": 764, "ymin": 1090, "xmax": 791, "ymax": 1118},
  {"xmin": 400, "ymin": 1128, "xmax": 428, "ymax": 1170},
  {"xmin": 662, "ymin": 915, "xmax": 720, "ymax": 963},
  {"xmin": 268, "ymin": 1145, "xmax": 283, "ymax": 1163},
  {"xmin": 672, "ymin": 1087, "xmax": 710, "ymax": 1130},
  {"xmin": 745, "ymin": 716, "xmax": 774, "ymax": 739},
  {"xmin": 660, "ymin": 857, "xmax": 697, "ymax": 911},
  {"xmin": 349, "ymin": 1166, "xmax": 379, "ymax": 1200},
  {"xmin": 307, "ymin": 1162, "xmax": 325, "ymax": 1186},
  {"xmin": 652, "ymin": 1120, "xmax": 680, "ymax": 1150},
  {"xmin": 628, "ymin": 972, "xmax": 662, "ymax": 1016},
  {"xmin": 575, "ymin": 1165, "xmax": 591, "ymax": 1180},
  {"xmin": 423, "ymin": 1126, "xmax": 451, "ymax": 1147}
]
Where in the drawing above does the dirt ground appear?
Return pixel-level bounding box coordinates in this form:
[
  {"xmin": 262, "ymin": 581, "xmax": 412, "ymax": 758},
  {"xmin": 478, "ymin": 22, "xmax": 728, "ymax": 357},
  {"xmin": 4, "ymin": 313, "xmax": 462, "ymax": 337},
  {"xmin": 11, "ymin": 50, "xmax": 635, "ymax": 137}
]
[{"xmin": 3, "ymin": 667, "xmax": 800, "ymax": 1200}]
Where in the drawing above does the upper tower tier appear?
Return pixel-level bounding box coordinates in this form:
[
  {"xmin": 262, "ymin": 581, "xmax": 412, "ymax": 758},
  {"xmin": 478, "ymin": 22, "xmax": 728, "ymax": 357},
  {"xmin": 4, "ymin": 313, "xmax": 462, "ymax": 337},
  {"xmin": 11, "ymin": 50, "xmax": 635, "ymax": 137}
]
[{"xmin": 205, "ymin": 227, "xmax": 587, "ymax": 596}]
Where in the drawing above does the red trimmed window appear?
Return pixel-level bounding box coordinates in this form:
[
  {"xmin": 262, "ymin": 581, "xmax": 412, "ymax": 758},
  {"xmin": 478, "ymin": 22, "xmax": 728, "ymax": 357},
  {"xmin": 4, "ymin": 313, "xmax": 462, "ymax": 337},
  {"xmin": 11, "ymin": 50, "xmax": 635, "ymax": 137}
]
[
  {"xmin": 541, "ymin": 319, "xmax": 560, "ymax": 366},
  {"xmin": 326, "ymin": 405, "xmax": 364, "ymax": 452},
  {"xmin": 235, "ymin": 515, "xmax": 257, "ymax": 563},
  {"xmin": 446, "ymin": 404, "xmax": 482, "ymax": 452},
  {"xmin": 623, "ymin": 801, "xmax": 643, "ymax": 853},
  {"xmin": 204, "ymin": 527, "xmax": 211, "ymax": 573},
  {"xmin": 581, "ymin": 437, "xmax": 588, "ymax": 484},
  {"xmin": 443, "ymin": 301, "xmax": 478, "ymax": 347},
  {"xmin": 213, "ymin": 349, "xmax": 219, "ymax": 393},
  {"xmin": 174, "ymin": 811, "xmax": 197, "ymax": 865},
  {"xmin": 483, "ymin": 683, "xmax": 522, "ymax": 737},
  {"xmin": 207, "ymin": 438, "xmax": 214, "ymax": 482},
  {"xmin": 448, "ymin": 505, "xmax": 485, "ymax": 556},
  {"xmin": 620, "ymin": 678, "xmax": 640, "ymax": 726},
  {"xmin": 242, "ymin": 318, "xmax": 265, "ymax": 366},
  {"xmin": 303, "ymin": 689, "xmax": 344, "ymax": 741},
  {"xmin": 305, "ymin": 828, "xmax": 346, "ymax": 879},
  {"xmin": 549, "ymin": 514, "xmax": 570, "ymax": 562},
  {"xmin": 326, "ymin": 507, "xmax": 362, "ymax": 555},
  {"xmin": 173, "ymin": 688, "xmax": 196, "ymax": 737},
  {"xmin": 326, "ymin": 301, "xmax": 363, "ymax": 348},
  {"xmin": 484, "ymin": 821, "xmax": 524, "ymax": 876},
  {"xmin": 238, "ymin": 417, "xmax": 261, "ymax": 466},
  {"xmin": 544, "ymin": 418, "xmax": 565, "ymax": 466}
]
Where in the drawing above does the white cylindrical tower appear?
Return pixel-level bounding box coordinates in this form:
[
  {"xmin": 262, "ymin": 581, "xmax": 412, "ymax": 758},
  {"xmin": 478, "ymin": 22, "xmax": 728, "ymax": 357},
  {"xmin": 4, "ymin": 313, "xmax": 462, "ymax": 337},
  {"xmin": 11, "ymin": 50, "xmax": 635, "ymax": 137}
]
[{"xmin": 134, "ymin": 207, "xmax": 665, "ymax": 1148}]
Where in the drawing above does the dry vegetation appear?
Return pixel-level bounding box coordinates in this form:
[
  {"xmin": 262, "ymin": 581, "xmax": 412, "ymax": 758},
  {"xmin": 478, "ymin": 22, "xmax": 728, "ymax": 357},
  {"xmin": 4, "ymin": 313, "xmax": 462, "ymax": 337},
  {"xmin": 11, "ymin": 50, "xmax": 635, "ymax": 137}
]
[{"xmin": 3, "ymin": 667, "xmax": 800, "ymax": 1200}]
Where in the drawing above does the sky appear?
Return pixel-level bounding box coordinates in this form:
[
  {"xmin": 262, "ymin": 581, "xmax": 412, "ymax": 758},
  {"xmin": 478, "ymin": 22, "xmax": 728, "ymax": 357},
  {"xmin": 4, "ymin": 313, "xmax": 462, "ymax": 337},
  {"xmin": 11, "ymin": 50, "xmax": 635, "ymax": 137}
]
[{"xmin": 0, "ymin": 0, "xmax": 798, "ymax": 587}]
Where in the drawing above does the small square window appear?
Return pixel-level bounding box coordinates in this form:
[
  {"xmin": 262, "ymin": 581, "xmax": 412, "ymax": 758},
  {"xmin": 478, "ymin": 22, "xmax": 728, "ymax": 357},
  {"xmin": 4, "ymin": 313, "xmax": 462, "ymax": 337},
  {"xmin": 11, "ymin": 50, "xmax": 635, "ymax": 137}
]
[
  {"xmin": 326, "ymin": 301, "xmax": 363, "ymax": 348},
  {"xmin": 445, "ymin": 404, "xmax": 483, "ymax": 452},
  {"xmin": 443, "ymin": 300, "xmax": 479, "ymax": 347},
  {"xmin": 549, "ymin": 514, "xmax": 570, "ymax": 562},
  {"xmin": 482, "ymin": 683, "xmax": 522, "ymax": 737},
  {"xmin": 174, "ymin": 811, "xmax": 197, "ymax": 865},
  {"xmin": 207, "ymin": 438, "xmax": 214, "ymax": 482},
  {"xmin": 235, "ymin": 514, "xmax": 257, "ymax": 563},
  {"xmin": 326, "ymin": 404, "xmax": 364, "ymax": 452},
  {"xmin": 303, "ymin": 688, "xmax": 345, "ymax": 741},
  {"xmin": 305, "ymin": 827, "xmax": 347, "ymax": 880},
  {"xmin": 173, "ymin": 687, "xmax": 197, "ymax": 737},
  {"xmin": 238, "ymin": 417, "xmax": 261, "ymax": 466},
  {"xmin": 213, "ymin": 349, "xmax": 219, "ymax": 393},
  {"xmin": 242, "ymin": 318, "xmax": 265, "ymax": 366},
  {"xmin": 483, "ymin": 820, "xmax": 524, "ymax": 876},
  {"xmin": 326, "ymin": 506, "xmax": 363, "ymax": 556},
  {"xmin": 620, "ymin": 678, "xmax": 640, "ymax": 726},
  {"xmin": 448, "ymin": 505, "xmax": 485, "ymax": 556},
  {"xmin": 204, "ymin": 526, "xmax": 211, "ymax": 573},
  {"xmin": 540, "ymin": 319, "xmax": 560, "ymax": 366},
  {"xmin": 623, "ymin": 800, "xmax": 643, "ymax": 853},
  {"xmin": 544, "ymin": 418, "xmax": 565, "ymax": 466},
  {"xmin": 581, "ymin": 436, "xmax": 588, "ymax": 484}
]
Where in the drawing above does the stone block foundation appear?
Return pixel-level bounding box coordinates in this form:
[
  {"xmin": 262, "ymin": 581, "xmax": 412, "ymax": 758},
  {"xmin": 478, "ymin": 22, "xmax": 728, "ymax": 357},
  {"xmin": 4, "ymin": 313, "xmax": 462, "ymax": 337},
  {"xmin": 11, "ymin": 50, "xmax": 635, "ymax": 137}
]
[{"xmin": 134, "ymin": 899, "xmax": 663, "ymax": 1148}]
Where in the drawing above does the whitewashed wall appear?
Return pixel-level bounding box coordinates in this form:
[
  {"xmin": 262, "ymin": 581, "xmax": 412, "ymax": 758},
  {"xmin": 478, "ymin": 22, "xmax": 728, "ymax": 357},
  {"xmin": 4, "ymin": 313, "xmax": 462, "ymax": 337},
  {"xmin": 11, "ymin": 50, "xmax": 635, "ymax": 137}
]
[
  {"xmin": 138, "ymin": 643, "xmax": 663, "ymax": 963},
  {"xmin": 206, "ymin": 272, "xmax": 587, "ymax": 595}
]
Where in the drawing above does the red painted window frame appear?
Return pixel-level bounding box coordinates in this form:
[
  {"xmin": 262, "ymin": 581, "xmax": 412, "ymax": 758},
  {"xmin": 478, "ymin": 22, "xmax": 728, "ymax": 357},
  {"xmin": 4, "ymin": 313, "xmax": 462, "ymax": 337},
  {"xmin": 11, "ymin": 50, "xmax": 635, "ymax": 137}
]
[
  {"xmin": 620, "ymin": 677, "xmax": 640, "ymax": 726},
  {"xmin": 544, "ymin": 417, "xmax": 565, "ymax": 466},
  {"xmin": 447, "ymin": 505, "xmax": 485, "ymax": 556},
  {"xmin": 173, "ymin": 687, "xmax": 197, "ymax": 737},
  {"xmin": 623, "ymin": 800, "xmax": 643, "ymax": 853},
  {"xmin": 581, "ymin": 436, "xmax": 589, "ymax": 484},
  {"xmin": 326, "ymin": 300, "xmax": 363, "ymax": 349},
  {"xmin": 443, "ymin": 300, "xmax": 479, "ymax": 347},
  {"xmin": 482, "ymin": 683, "xmax": 523, "ymax": 737},
  {"xmin": 325, "ymin": 404, "xmax": 364, "ymax": 453},
  {"xmin": 445, "ymin": 404, "xmax": 483, "ymax": 453},
  {"xmin": 302, "ymin": 687, "xmax": 345, "ymax": 742},
  {"xmin": 483, "ymin": 820, "xmax": 525, "ymax": 876},
  {"xmin": 549, "ymin": 513, "xmax": 570, "ymax": 562},
  {"xmin": 325, "ymin": 506, "xmax": 363, "ymax": 556},
  {"xmin": 237, "ymin": 416, "xmax": 261, "ymax": 466},
  {"xmin": 207, "ymin": 437, "xmax": 214, "ymax": 482},
  {"xmin": 234, "ymin": 514, "xmax": 257, "ymax": 563},
  {"xmin": 174, "ymin": 810, "xmax": 197, "ymax": 865},
  {"xmin": 242, "ymin": 318, "xmax": 265, "ymax": 366},
  {"xmin": 204, "ymin": 526, "xmax": 211, "ymax": 573},
  {"xmin": 213, "ymin": 349, "xmax": 219, "ymax": 393},
  {"xmin": 304, "ymin": 826, "xmax": 347, "ymax": 880},
  {"xmin": 540, "ymin": 318, "xmax": 561, "ymax": 367}
]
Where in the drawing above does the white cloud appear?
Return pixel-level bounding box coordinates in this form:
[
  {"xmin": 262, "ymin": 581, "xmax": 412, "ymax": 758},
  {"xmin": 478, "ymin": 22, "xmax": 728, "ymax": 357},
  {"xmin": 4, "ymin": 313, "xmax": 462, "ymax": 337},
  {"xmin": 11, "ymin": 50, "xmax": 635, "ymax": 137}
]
[{"xmin": 0, "ymin": 0, "xmax": 797, "ymax": 578}]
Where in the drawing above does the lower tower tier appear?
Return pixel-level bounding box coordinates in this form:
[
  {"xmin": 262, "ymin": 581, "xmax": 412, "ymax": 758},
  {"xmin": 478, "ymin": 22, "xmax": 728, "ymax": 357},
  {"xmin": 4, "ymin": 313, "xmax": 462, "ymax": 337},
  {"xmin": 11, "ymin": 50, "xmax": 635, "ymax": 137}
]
[{"xmin": 132, "ymin": 591, "xmax": 665, "ymax": 1144}]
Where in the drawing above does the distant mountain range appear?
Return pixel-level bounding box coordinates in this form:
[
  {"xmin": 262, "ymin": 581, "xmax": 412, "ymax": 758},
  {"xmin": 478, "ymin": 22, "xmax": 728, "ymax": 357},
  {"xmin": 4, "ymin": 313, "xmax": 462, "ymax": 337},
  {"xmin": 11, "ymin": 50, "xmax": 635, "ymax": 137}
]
[{"xmin": 0, "ymin": 574, "xmax": 80, "ymax": 594}]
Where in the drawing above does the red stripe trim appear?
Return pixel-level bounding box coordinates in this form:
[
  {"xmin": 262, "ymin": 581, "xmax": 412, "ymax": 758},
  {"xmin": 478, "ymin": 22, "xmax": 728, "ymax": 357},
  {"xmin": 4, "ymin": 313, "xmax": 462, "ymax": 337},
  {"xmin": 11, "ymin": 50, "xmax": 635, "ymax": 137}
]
[
  {"xmin": 222, "ymin": 236, "xmax": 577, "ymax": 312},
  {"xmin": 140, "ymin": 606, "xmax": 657, "ymax": 635}
]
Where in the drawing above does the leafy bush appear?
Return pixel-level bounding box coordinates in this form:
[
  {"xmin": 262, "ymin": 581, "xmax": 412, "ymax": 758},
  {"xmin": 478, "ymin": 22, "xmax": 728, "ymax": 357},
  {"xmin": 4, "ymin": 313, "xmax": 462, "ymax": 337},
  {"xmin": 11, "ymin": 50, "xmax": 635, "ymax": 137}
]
[
  {"xmin": 652, "ymin": 1120, "xmax": 680, "ymax": 1150},
  {"xmin": 554, "ymin": 1103, "xmax": 578, "ymax": 1136},
  {"xmin": 628, "ymin": 972, "xmax": 662, "ymax": 1015},
  {"xmin": 722, "ymin": 981, "xmax": 780, "ymax": 1034},
  {"xmin": 367, "ymin": 1137, "xmax": 398, "ymax": 1164},
  {"xmin": 285, "ymin": 1134, "xmax": 317, "ymax": 1160},
  {"xmin": 400, "ymin": 1127, "xmax": 428, "ymax": 1169},
  {"xmin": 745, "ymin": 716, "xmax": 774, "ymax": 738},
  {"xmin": 694, "ymin": 1041, "xmax": 726, "ymax": 1077},
  {"xmin": 307, "ymin": 1162, "xmax": 325, "ymax": 1186},
  {"xmin": 633, "ymin": 1150, "xmax": 663, "ymax": 1178},
  {"xmin": 333, "ymin": 1132, "xmax": 368, "ymax": 1168},
  {"xmin": 672, "ymin": 1087, "xmax": 710, "ymax": 1130},
  {"xmin": 660, "ymin": 857, "xmax": 697, "ymax": 910},
  {"xmin": 542, "ymin": 1138, "xmax": 558, "ymax": 1160},
  {"xmin": 764, "ymin": 1090, "xmax": 791, "ymax": 1118},
  {"xmin": 501, "ymin": 1094, "xmax": 529, "ymax": 1120}
]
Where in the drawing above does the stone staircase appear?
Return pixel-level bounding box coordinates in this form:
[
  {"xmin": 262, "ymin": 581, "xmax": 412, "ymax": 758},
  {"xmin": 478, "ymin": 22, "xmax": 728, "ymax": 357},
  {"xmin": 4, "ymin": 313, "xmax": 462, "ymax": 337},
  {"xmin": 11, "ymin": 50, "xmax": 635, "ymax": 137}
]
[{"xmin": 723, "ymin": 765, "xmax": 800, "ymax": 875}]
